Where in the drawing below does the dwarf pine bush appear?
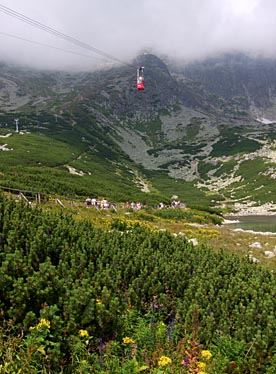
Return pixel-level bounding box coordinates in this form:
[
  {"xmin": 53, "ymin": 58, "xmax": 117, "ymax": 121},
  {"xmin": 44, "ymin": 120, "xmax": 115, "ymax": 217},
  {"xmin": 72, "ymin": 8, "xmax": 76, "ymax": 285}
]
[{"xmin": 1, "ymin": 194, "xmax": 276, "ymax": 372}]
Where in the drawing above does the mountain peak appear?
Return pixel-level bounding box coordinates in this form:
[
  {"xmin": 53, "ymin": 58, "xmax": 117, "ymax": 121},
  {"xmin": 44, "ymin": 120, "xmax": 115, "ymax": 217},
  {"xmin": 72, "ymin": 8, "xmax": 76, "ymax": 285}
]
[{"xmin": 134, "ymin": 54, "xmax": 170, "ymax": 75}]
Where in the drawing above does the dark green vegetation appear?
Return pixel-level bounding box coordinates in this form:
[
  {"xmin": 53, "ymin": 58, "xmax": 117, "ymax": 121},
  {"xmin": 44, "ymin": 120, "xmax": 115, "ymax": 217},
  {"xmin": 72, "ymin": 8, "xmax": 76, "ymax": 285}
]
[
  {"xmin": 148, "ymin": 171, "xmax": 222, "ymax": 208},
  {"xmin": 210, "ymin": 129, "xmax": 261, "ymax": 157},
  {"xmin": 154, "ymin": 206, "xmax": 222, "ymax": 225},
  {"xmin": 1, "ymin": 196, "xmax": 276, "ymax": 373}
]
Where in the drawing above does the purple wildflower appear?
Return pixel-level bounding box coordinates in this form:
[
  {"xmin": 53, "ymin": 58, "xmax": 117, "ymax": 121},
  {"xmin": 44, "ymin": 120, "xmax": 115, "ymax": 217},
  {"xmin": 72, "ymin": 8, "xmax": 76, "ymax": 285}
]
[
  {"xmin": 98, "ymin": 338, "xmax": 104, "ymax": 347},
  {"xmin": 166, "ymin": 317, "xmax": 176, "ymax": 340},
  {"xmin": 181, "ymin": 357, "xmax": 190, "ymax": 367},
  {"xmin": 151, "ymin": 302, "xmax": 163, "ymax": 311}
]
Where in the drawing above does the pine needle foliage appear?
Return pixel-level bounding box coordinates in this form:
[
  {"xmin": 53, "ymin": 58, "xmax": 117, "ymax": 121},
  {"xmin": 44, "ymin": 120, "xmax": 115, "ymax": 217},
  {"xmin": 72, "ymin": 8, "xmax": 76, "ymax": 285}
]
[{"xmin": 1, "ymin": 194, "xmax": 276, "ymax": 372}]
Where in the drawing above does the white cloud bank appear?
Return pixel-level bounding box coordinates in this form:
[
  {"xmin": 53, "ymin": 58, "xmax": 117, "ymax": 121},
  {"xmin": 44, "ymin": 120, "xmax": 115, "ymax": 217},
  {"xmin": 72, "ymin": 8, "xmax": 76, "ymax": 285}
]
[{"xmin": 0, "ymin": 0, "xmax": 275, "ymax": 70}]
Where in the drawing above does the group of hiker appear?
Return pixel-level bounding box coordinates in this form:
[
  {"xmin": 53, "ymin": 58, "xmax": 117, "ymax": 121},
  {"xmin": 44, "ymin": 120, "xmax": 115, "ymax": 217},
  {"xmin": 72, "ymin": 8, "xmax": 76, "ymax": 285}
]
[
  {"xmin": 85, "ymin": 197, "xmax": 111, "ymax": 209},
  {"xmin": 85, "ymin": 197, "xmax": 185, "ymax": 210}
]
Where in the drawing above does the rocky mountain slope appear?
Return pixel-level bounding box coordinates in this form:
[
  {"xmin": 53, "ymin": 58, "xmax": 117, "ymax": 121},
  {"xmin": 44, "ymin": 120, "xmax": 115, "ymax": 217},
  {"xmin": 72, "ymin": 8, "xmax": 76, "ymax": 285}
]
[{"xmin": 1, "ymin": 53, "xmax": 276, "ymax": 210}]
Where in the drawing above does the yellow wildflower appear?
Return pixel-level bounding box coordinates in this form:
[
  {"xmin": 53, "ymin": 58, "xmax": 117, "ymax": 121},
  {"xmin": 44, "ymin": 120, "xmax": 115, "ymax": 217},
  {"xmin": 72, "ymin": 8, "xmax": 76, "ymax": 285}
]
[
  {"xmin": 37, "ymin": 318, "xmax": 51, "ymax": 329},
  {"xmin": 79, "ymin": 329, "xmax": 89, "ymax": 337},
  {"xmin": 81, "ymin": 360, "xmax": 87, "ymax": 364},
  {"xmin": 198, "ymin": 362, "xmax": 207, "ymax": 369},
  {"xmin": 96, "ymin": 299, "xmax": 102, "ymax": 305},
  {"xmin": 158, "ymin": 355, "xmax": 172, "ymax": 367},
  {"xmin": 123, "ymin": 336, "xmax": 135, "ymax": 344},
  {"xmin": 201, "ymin": 350, "xmax": 212, "ymax": 360}
]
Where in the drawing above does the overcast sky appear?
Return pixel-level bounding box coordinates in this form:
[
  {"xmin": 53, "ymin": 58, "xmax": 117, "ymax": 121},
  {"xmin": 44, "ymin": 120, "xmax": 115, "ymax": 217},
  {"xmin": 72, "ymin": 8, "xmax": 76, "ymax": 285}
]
[{"xmin": 0, "ymin": 0, "xmax": 275, "ymax": 70}]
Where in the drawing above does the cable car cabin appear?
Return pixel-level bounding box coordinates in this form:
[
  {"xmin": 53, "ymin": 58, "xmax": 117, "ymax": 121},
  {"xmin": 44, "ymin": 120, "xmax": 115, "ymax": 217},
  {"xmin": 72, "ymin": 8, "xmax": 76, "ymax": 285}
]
[{"xmin": 136, "ymin": 67, "xmax": 144, "ymax": 90}]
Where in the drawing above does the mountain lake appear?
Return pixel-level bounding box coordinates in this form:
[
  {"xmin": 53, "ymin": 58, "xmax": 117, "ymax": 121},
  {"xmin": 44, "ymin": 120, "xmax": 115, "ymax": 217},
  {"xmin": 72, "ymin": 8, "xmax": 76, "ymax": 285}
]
[{"xmin": 224, "ymin": 215, "xmax": 276, "ymax": 233}]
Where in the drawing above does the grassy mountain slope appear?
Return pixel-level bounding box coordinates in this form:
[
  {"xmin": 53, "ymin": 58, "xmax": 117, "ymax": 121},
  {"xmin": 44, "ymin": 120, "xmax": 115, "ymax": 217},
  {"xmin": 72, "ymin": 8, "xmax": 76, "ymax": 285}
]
[
  {"xmin": 0, "ymin": 109, "xmax": 158, "ymax": 201},
  {"xmin": 1, "ymin": 54, "xmax": 276, "ymax": 210}
]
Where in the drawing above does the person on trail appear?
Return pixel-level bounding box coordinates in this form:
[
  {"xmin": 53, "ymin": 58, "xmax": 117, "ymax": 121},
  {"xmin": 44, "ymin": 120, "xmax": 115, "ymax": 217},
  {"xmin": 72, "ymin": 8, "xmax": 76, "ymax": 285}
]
[{"xmin": 85, "ymin": 197, "xmax": 91, "ymax": 208}]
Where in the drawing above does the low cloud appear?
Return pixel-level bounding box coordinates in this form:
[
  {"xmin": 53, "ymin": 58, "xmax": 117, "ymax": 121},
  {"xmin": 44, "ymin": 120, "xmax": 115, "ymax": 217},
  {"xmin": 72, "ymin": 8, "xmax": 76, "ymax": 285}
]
[{"xmin": 0, "ymin": 0, "xmax": 275, "ymax": 70}]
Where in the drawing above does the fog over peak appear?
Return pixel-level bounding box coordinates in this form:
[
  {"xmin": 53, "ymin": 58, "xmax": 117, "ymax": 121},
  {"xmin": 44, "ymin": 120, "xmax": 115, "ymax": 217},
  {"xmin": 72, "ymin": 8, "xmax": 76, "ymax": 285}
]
[{"xmin": 0, "ymin": 0, "xmax": 276, "ymax": 71}]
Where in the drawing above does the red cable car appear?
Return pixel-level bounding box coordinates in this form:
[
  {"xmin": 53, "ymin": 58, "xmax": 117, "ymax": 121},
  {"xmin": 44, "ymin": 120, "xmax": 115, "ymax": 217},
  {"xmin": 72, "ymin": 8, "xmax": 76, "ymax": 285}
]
[{"xmin": 136, "ymin": 67, "xmax": 144, "ymax": 90}]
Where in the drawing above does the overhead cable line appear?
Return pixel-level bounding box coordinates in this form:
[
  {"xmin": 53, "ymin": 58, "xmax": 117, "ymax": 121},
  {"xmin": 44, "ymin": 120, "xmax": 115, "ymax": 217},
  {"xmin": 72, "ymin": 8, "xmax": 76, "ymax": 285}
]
[
  {"xmin": 0, "ymin": 3, "xmax": 135, "ymax": 68},
  {"xmin": 0, "ymin": 31, "xmax": 108, "ymax": 61}
]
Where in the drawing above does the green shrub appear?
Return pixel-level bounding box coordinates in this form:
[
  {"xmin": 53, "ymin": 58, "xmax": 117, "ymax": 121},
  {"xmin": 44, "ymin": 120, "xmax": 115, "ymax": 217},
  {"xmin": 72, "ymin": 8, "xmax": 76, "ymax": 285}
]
[{"xmin": 0, "ymin": 195, "xmax": 276, "ymax": 372}]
